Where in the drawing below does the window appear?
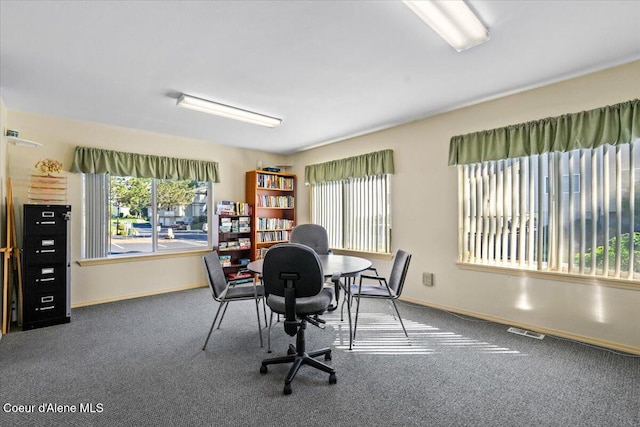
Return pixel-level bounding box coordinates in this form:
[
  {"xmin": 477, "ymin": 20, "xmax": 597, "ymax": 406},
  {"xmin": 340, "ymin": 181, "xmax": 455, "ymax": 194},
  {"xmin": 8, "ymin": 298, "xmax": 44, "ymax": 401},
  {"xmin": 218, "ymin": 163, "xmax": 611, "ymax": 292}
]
[
  {"xmin": 311, "ymin": 174, "xmax": 391, "ymax": 254},
  {"xmin": 71, "ymin": 146, "xmax": 219, "ymax": 260},
  {"xmin": 458, "ymin": 140, "xmax": 640, "ymax": 280},
  {"xmin": 82, "ymin": 174, "xmax": 213, "ymax": 259}
]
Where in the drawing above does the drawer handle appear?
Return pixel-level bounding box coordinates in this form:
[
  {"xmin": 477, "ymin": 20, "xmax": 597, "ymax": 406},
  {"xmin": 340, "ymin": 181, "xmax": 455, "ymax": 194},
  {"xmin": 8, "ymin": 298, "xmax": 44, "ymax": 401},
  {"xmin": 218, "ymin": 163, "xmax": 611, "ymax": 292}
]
[
  {"xmin": 41, "ymin": 296, "xmax": 54, "ymax": 303},
  {"xmin": 38, "ymin": 249, "xmax": 56, "ymax": 254},
  {"xmin": 37, "ymin": 221, "xmax": 56, "ymax": 225},
  {"xmin": 38, "ymin": 278, "xmax": 56, "ymax": 282},
  {"xmin": 39, "ymin": 305, "xmax": 55, "ymax": 311}
]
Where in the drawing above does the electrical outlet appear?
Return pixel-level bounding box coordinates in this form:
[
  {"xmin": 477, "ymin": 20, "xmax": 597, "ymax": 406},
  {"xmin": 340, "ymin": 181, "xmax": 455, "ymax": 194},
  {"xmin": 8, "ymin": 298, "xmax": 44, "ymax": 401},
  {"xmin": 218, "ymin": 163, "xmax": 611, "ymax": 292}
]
[{"xmin": 422, "ymin": 272, "xmax": 434, "ymax": 286}]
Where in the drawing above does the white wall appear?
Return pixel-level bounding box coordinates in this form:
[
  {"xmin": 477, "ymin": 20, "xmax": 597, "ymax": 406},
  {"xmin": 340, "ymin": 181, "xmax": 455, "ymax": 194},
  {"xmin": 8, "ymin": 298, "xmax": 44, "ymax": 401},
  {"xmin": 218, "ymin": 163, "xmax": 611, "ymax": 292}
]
[
  {"xmin": 290, "ymin": 60, "xmax": 640, "ymax": 351},
  {"xmin": 6, "ymin": 112, "xmax": 286, "ymax": 306}
]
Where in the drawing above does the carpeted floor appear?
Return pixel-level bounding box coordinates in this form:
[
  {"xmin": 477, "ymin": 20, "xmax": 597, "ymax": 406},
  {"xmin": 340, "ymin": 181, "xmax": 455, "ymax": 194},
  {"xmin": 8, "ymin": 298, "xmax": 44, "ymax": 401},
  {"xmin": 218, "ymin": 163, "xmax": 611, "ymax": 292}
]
[{"xmin": 0, "ymin": 287, "xmax": 638, "ymax": 426}]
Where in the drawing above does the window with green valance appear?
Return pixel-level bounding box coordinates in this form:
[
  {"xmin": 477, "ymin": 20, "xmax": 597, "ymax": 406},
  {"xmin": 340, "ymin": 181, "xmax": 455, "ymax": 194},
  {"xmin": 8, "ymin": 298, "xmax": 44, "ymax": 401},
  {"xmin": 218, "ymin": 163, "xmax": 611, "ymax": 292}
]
[
  {"xmin": 70, "ymin": 146, "xmax": 220, "ymax": 182},
  {"xmin": 304, "ymin": 149, "xmax": 394, "ymax": 184},
  {"xmin": 448, "ymin": 99, "xmax": 639, "ymax": 166}
]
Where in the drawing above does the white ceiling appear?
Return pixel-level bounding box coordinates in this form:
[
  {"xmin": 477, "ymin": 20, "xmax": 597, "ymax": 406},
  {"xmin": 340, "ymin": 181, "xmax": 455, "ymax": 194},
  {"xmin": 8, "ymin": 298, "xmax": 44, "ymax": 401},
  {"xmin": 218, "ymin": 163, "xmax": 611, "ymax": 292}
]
[{"xmin": 1, "ymin": 1, "xmax": 639, "ymax": 154}]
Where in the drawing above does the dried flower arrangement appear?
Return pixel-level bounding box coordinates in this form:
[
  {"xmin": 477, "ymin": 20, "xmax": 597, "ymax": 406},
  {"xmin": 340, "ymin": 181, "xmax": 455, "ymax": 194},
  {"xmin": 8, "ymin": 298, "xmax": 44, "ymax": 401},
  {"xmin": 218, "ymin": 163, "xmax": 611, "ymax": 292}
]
[{"xmin": 35, "ymin": 159, "xmax": 63, "ymax": 175}]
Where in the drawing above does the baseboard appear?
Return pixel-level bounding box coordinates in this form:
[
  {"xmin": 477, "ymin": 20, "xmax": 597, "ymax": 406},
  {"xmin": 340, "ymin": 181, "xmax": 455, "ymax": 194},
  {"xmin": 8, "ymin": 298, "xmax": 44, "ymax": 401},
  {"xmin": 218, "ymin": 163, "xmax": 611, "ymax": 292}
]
[
  {"xmin": 400, "ymin": 296, "xmax": 640, "ymax": 356},
  {"xmin": 71, "ymin": 283, "xmax": 208, "ymax": 308}
]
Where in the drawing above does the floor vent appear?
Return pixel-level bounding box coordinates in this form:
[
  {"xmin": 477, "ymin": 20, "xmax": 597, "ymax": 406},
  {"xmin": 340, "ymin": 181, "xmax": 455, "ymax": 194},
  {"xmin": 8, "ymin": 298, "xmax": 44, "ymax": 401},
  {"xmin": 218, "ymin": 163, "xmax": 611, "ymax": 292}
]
[{"xmin": 507, "ymin": 327, "xmax": 545, "ymax": 340}]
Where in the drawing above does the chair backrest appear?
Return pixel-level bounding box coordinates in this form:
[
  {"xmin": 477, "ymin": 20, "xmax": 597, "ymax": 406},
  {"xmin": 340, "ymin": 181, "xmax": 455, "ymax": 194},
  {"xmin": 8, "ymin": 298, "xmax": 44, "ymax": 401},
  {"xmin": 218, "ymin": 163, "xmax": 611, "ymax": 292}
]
[
  {"xmin": 388, "ymin": 250, "xmax": 412, "ymax": 295},
  {"xmin": 263, "ymin": 243, "xmax": 324, "ymax": 299},
  {"xmin": 289, "ymin": 224, "xmax": 330, "ymax": 255},
  {"xmin": 203, "ymin": 251, "xmax": 228, "ymax": 300}
]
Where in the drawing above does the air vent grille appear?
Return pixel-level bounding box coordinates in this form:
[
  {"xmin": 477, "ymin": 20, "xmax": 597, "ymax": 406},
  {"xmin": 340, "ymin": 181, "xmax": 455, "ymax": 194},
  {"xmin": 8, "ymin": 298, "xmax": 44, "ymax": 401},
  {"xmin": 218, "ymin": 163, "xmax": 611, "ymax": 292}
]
[{"xmin": 507, "ymin": 327, "xmax": 545, "ymax": 340}]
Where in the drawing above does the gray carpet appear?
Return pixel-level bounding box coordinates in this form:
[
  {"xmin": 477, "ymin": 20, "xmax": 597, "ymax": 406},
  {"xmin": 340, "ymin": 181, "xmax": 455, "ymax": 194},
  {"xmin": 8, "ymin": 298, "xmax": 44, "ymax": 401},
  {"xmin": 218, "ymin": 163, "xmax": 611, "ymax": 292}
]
[{"xmin": 0, "ymin": 287, "xmax": 638, "ymax": 426}]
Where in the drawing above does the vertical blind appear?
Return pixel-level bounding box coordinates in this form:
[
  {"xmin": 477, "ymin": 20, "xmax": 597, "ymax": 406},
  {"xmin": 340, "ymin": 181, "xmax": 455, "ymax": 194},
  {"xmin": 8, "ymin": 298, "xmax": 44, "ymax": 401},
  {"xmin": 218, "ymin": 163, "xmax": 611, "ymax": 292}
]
[
  {"xmin": 459, "ymin": 141, "xmax": 640, "ymax": 279},
  {"xmin": 312, "ymin": 174, "xmax": 391, "ymax": 253},
  {"xmin": 83, "ymin": 173, "xmax": 109, "ymax": 259}
]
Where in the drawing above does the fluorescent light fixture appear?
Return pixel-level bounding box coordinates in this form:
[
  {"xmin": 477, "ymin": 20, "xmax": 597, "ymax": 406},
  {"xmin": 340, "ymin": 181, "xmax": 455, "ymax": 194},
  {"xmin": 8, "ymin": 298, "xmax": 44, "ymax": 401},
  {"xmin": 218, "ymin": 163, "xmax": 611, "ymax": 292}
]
[
  {"xmin": 177, "ymin": 94, "xmax": 282, "ymax": 128},
  {"xmin": 404, "ymin": 0, "xmax": 489, "ymax": 52}
]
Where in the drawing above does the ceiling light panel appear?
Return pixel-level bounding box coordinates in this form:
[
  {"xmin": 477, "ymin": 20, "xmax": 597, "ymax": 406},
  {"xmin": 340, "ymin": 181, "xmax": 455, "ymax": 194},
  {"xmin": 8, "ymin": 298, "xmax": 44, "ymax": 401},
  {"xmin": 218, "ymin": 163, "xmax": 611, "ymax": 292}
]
[
  {"xmin": 177, "ymin": 94, "xmax": 282, "ymax": 128},
  {"xmin": 404, "ymin": 0, "xmax": 489, "ymax": 52}
]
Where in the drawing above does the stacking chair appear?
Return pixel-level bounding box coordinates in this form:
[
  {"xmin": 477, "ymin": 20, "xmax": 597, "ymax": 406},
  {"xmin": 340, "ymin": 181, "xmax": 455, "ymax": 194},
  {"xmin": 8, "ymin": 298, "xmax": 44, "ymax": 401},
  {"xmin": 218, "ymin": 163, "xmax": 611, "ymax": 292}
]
[
  {"xmin": 290, "ymin": 223, "xmax": 343, "ymax": 311},
  {"xmin": 202, "ymin": 251, "xmax": 267, "ymax": 350},
  {"xmin": 289, "ymin": 223, "xmax": 331, "ymax": 254},
  {"xmin": 350, "ymin": 249, "xmax": 412, "ymax": 340},
  {"xmin": 259, "ymin": 243, "xmax": 337, "ymax": 395}
]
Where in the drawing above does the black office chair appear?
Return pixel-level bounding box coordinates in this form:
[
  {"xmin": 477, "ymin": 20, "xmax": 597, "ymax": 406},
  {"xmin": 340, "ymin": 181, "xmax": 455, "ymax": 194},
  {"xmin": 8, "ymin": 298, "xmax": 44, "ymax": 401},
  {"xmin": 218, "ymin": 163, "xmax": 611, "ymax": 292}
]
[
  {"xmin": 202, "ymin": 251, "xmax": 267, "ymax": 350},
  {"xmin": 350, "ymin": 249, "xmax": 412, "ymax": 340},
  {"xmin": 259, "ymin": 243, "xmax": 337, "ymax": 395}
]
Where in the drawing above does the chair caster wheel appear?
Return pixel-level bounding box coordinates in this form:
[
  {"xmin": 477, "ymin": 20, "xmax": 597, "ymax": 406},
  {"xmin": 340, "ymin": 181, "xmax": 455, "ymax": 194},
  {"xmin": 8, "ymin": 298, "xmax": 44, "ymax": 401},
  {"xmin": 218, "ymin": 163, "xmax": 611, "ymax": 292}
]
[
  {"xmin": 325, "ymin": 353, "xmax": 332, "ymax": 361},
  {"xmin": 329, "ymin": 373, "xmax": 337, "ymax": 384},
  {"xmin": 284, "ymin": 384, "xmax": 292, "ymax": 395},
  {"xmin": 260, "ymin": 365, "xmax": 268, "ymax": 374}
]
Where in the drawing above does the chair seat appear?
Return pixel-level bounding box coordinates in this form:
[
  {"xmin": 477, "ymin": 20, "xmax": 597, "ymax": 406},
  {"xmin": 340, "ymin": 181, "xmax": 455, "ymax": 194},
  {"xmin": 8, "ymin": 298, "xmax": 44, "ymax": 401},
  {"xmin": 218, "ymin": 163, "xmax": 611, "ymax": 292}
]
[
  {"xmin": 222, "ymin": 284, "xmax": 265, "ymax": 300},
  {"xmin": 350, "ymin": 283, "xmax": 396, "ymax": 297},
  {"xmin": 267, "ymin": 288, "xmax": 332, "ymax": 316}
]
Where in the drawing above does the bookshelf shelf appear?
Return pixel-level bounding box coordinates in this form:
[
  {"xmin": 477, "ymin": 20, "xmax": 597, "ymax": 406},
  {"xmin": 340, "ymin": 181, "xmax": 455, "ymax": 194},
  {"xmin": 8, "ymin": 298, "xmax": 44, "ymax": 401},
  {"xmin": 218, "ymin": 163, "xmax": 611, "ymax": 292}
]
[{"xmin": 246, "ymin": 170, "xmax": 296, "ymax": 260}]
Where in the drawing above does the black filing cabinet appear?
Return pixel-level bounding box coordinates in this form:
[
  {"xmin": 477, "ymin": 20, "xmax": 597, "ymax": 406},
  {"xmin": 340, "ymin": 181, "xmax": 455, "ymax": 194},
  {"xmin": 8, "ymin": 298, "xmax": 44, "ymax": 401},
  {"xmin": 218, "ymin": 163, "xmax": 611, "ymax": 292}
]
[{"xmin": 22, "ymin": 204, "xmax": 71, "ymax": 330}]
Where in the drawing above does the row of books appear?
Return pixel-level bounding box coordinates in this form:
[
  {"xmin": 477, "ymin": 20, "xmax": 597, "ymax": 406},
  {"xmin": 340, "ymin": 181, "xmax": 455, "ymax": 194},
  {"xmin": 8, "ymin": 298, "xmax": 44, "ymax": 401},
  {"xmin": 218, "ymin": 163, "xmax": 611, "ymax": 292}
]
[
  {"xmin": 219, "ymin": 238, "xmax": 251, "ymax": 250},
  {"xmin": 257, "ymin": 174, "xmax": 294, "ymax": 190},
  {"xmin": 256, "ymin": 195, "xmax": 294, "ymax": 208},
  {"xmin": 226, "ymin": 271, "xmax": 253, "ymax": 281},
  {"xmin": 256, "ymin": 217, "xmax": 294, "ymax": 231},
  {"xmin": 257, "ymin": 230, "xmax": 290, "ymax": 243},
  {"xmin": 216, "ymin": 200, "xmax": 251, "ymax": 216},
  {"xmin": 220, "ymin": 216, "xmax": 250, "ymax": 233},
  {"xmin": 257, "ymin": 247, "xmax": 270, "ymax": 259}
]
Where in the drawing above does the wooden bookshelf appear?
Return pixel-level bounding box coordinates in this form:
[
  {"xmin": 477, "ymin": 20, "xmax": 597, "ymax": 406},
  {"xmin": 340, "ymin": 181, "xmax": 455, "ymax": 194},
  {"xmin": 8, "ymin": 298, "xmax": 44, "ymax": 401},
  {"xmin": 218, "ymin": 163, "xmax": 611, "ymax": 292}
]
[
  {"xmin": 214, "ymin": 212, "xmax": 252, "ymax": 284},
  {"xmin": 245, "ymin": 170, "xmax": 296, "ymax": 260}
]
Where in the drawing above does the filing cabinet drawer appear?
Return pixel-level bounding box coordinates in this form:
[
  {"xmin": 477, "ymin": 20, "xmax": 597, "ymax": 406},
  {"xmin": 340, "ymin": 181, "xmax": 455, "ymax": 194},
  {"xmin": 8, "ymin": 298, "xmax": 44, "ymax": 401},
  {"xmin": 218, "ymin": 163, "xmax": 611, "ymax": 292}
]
[
  {"xmin": 23, "ymin": 205, "xmax": 70, "ymax": 236},
  {"xmin": 23, "ymin": 264, "xmax": 67, "ymax": 293},
  {"xmin": 23, "ymin": 291, "xmax": 66, "ymax": 323},
  {"xmin": 23, "ymin": 236, "xmax": 67, "ymax": 265}
]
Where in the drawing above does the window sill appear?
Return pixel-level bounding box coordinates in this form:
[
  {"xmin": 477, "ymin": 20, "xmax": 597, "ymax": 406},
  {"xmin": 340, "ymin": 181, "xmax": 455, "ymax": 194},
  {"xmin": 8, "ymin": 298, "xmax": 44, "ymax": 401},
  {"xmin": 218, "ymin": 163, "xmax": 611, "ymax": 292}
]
[
  {"xmin": 330, "ymin": 248, "xmax": 393, "ymax": 260},
  {"xmin": 77, "ymin": 248, "xmax": 211, "ymax": 266},
  {"xmin": 456, "ymin": 262, "xmax": 640, "ymax": 291}
]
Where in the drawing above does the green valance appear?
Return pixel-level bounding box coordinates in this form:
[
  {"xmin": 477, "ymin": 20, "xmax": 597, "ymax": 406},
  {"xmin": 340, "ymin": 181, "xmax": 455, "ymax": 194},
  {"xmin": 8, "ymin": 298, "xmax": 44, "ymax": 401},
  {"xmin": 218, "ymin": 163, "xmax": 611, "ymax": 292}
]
[
  {"xmin": 70, "ymin": 146, "xmax": 220, "ymax": 182},
  {"xmin": 304, "ymin": 149, "xmax": 394, "ymax": 184},
  {"xmin": 448, "ymin": 99, "xmax": 640, "ymax": 165}
]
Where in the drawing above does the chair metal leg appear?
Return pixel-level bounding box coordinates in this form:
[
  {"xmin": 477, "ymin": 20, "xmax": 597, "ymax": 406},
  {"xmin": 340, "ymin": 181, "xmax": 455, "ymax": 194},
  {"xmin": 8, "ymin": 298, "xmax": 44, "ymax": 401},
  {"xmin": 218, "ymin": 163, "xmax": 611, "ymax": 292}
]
[
  {"xmin": 267, "ymin": 311, "xmax": 274, "ymax": 353},
  {"xmin": 203, "ymin": 301, "xmax": 226, "ymax": 350},
  {"xmin": 390, "ymin": 299, "xmax": 408, "ymax": 337},
  {"xmin": 346, "ymin": 288, "xmax": 353, "ymax": 350},
  {"xmin": 216, "ymin": 301, "xmax": 230, "ymax": 329},
  {"xmin": 262, "ymin": 297, "xmax": 268, "ymax": 326},
  {"xmin": 353, "ymin": 294, "xmax": 362, "ymax": 340},
  {"xmin": 254, "ymin": 298, "xmax": 264, "ymax": 348}
]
